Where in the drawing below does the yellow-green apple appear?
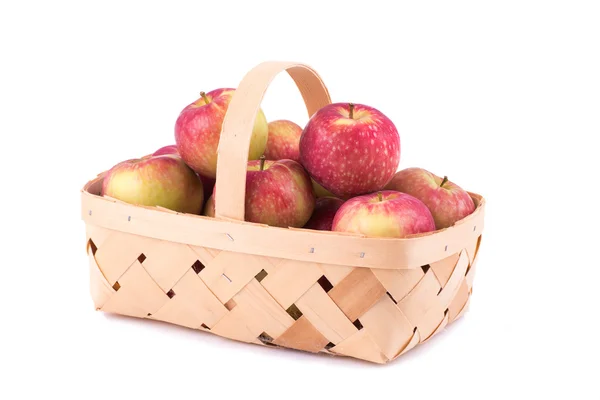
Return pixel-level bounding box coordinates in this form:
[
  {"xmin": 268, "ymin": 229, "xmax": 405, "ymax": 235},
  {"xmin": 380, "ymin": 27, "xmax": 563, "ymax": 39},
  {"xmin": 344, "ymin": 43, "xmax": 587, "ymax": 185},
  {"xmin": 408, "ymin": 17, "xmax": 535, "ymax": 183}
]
[
  {"xmin": 175, "ymin": 89, "xmax": 268, "ymax": 178},
  {"xmin": 385, "ymin": 168, "xmax": 475, "ymax": 229},
  {"xmin": 152, "ymin": 144, "xmax": 216, "ymax": 203},
  {"xmin": 300, "ymin": 102, "xmax": 400, "ymax": 198},
  {"xmin": 332, "ymin": 191, "xmax": 435, "ymax": 238},
  {"xmin": 304, "ymin": 197, "xmax": 344, "ymax": 231},
  {"xmin": 264, "ymin": 120, "xmax": 302, "ymax": 162},
  {"xmin": 214, "ymin": 157, "xmax": 315, "ymax": 227},
  {"xmin": 203, "ymin": 195, "xmax": 215, "ymax": 217},
  {"xmin": 102, "ymin": 154, "xmax": 204, "ymax": 214},
  {"xmin": 311, "ymin": 178, "xmax": 337, "ymax": 198}
]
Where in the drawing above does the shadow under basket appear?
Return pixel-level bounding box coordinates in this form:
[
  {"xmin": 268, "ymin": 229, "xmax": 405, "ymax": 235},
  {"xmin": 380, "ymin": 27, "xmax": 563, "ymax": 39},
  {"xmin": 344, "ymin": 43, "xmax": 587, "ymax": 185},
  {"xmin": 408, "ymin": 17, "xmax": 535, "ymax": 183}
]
[{"xmin": 80, "ymin": 61, "xmax": 486, "ymax": 364}]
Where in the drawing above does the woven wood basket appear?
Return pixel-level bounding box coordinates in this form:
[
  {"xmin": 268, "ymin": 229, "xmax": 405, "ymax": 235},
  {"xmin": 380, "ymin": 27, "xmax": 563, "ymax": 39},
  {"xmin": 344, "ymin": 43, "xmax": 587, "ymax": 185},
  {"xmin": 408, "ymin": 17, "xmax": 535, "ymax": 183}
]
[{"xmin": 81, "ymin": 61, "xmax": 485, "ymax": 364}]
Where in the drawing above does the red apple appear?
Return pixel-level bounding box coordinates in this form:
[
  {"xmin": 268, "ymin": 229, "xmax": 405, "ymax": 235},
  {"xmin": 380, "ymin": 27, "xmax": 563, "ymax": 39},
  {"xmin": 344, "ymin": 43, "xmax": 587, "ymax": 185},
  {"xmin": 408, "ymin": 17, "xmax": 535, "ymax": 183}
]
[
  {"xmin": 385, "ymin": 168, "xmax": 475, "ymax": 229},
  {"xmin": 304, "ymin": 197, "xmax": 344, "ymax": 231},
  {"xmin": 152, "ymin": 144, "xmax": 215, "ymax": 202},
  {"xmin": 214, "ymin": 157, "xmax": 315, "ymax": 227},
  {"xmin": 153, "ymin": 145, "xmax": 179, "ymax": 156},
  {"xmin": 332, "ymin": 190, "xmax": 435, "ymax": 238},
  {"xmin": 300, "ymin": 102, "xmax": 400, "ymax": 198},
  {"xmin": 175, "ymin": 88, "xmax": 268, "ymax": 178},
  {"xmin": 264, "ymin": 120, "xmax": 302, "ymax": 162},
  {"xmin": 102, "ymin": 154, "xmax": 204, "ymax": 214}
]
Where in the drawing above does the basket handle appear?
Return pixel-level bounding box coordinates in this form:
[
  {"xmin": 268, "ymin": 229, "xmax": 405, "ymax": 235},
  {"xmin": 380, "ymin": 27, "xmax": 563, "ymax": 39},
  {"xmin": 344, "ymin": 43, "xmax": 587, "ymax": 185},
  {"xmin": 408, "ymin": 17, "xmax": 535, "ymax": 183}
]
[{"xmin": 214, "ymin": 61, "xmax": 332, "ymax": 221}]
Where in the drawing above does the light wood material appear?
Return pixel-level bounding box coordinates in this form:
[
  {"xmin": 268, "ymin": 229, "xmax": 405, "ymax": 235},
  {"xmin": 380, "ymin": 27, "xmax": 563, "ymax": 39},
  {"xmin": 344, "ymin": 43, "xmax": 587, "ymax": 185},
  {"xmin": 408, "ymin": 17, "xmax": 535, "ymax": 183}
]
[
  {"xmin": 82, "ymin": 180, "xmax": 485, "ymax": 270},
  {"xmin": 295, "ymin": 283, "xmax": 357, "ymax": 344},
  {"xmin": 215, "ymin": 62, "xmax": 331, "ymax": 221},
  {"xmin": 273, "ymin": 316, "xmax": 330, "ymax": 353},
  {"xmin": 80, "ymin": 60, "xmax": 486, "ymax": 363},
  {"xmin": 328, "ymin": 268, "xmax": 387, "ymax": 322}
]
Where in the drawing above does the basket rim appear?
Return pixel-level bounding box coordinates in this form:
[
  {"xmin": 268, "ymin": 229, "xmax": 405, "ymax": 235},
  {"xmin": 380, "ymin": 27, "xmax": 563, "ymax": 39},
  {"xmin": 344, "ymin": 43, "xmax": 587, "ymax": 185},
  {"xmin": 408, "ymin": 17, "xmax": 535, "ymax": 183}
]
[{"xmin": 82, "ymin": 174, "xmax": 485, "ymax": 270}]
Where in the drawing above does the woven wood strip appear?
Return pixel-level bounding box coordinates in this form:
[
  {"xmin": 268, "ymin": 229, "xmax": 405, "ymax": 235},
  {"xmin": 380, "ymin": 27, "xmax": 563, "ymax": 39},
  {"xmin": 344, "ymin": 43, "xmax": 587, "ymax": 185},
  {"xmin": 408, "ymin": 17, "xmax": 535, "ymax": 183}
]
[
  {"xmin": 82, "ymin": 176, "xmax": 485, "ymax": 270},
  {"xmin": 85, "ymin": 225, "xmax": 482, "ymax": 364},
  {"xmin": 260, "ymin": 259, "xmax": 324, "ymax": 309},
  {"xmin": 273, "ymin": 316, "xmax": 330, "ymax": 353},
  {"xmin": 295, "ymin": 283, "xmax": 357, "ymax": 344}
]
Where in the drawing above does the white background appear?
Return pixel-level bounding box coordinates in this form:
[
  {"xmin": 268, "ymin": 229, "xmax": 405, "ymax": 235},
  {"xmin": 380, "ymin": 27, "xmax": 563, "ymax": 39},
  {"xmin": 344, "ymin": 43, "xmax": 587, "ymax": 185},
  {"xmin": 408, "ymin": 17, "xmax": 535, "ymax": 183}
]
[{"xmin": 1, "ymin": 1, "xmax": 599, "ymax": 399}]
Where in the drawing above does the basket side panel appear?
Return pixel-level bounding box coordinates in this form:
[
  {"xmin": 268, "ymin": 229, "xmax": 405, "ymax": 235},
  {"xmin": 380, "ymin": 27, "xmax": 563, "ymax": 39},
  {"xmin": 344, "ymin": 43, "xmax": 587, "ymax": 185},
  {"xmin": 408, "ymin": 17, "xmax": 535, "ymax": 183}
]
[
  {"xmin": 331, "ymin": 235, "xmax": 483, "ymax": 362},
  {"xmin": 85, "ymin": 222, "xmax": 482, "ymax": 364}
]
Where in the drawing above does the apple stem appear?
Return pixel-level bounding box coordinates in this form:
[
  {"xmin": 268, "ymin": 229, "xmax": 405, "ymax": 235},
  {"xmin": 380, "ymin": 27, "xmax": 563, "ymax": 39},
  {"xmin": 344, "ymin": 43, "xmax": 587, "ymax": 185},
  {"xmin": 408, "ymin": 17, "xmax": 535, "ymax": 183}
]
[
  {"xmin": 259, "ymin": 155, "xmax": 266, "ymax": 171},
  {"xmin": 440, "ymin": 176, "xmax": 449, "ymax": 187},
  {"xmin": 200, "ymin": 91, "xmax": 210, "ymax": 104},
  {"xmin": 377, "ymin": 192, "xmax": 383, "ymax": 202},
  {"xmin": 348, "ymin": 103, "xmax": 355, "ymax": 119}
]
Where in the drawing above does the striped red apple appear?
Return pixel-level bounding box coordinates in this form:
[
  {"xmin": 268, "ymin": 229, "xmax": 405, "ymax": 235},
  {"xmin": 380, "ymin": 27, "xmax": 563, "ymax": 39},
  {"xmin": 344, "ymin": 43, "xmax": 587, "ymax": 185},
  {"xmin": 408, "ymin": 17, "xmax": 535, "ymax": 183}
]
[
  {"xmin": 264, "ymin": 120, "xmax": 302, "ymax": 162},
  {"xmin": 175, "ymin": 88, "xmax": 268, "ymax": 178},
  {"xmin": 332, "ymin": 191, "xmax": 435, "ymax": 238},
  {"xmin": 300, "ymin": 102, "xmax": 400, "ymax": 198},
  {"xmin": 386, "ymin": 168, "xmax": 475, "ymax": 229},
  {"xmin": 213, "ymin": 157, "xmax": 315, "ymax": 228},
  {"xmin": 304, "ymin": 197, "xmax": 344, "ymax": 231}
]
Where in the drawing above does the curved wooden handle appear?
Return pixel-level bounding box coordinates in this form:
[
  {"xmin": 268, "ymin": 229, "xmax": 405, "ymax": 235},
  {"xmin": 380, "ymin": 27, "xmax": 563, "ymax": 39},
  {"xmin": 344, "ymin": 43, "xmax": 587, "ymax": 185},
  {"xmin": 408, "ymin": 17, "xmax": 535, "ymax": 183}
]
[{"xmin": 214, "ymin": 61, "xmax": 332, "ymax": 220}]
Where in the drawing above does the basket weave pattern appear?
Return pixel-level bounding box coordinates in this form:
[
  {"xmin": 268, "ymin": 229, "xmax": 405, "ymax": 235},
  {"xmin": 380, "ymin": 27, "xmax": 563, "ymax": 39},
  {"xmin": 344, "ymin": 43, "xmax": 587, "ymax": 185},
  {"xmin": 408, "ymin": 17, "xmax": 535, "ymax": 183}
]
[
  {"xmin": 82, "ymin": 61, "xmax": 485, "ymax": 364},
  {"xmin": 85, "ymin": 214, "xmax": 481, "ymax": 364}
]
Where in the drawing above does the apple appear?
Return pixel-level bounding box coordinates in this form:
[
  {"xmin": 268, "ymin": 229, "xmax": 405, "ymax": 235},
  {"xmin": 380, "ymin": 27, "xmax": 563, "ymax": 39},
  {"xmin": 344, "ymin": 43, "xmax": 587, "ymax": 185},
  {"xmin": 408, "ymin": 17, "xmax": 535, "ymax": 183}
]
[
  {"xmin": 304, "ymin": 197, "xmax": 344, "ymax": 231},
  {"xmin": 153, "ymin": 145, "xmax": 178, "ymax": 156},
  {"xmin": 332, "ymin": 190, "xmax": 435, "ymax": 238},
  {"xmin": 102, "ymin": 154, "xmax": 204, "ymax": 214},
  {"xmin": 199, "ymin": 175, "xmax": 216, "ymax": 205},
  {"xmin": 175, "ymin": 88, "xmax": 268, "ymax": 178},
  {"xmin": 385, "ymin": 168, "xmax": 475, "ymax": 229},
  {"xmin": 300, "ymin": 102, "xmax": 400, "ymax": 198},
  {"xmin": 203, "ymin": 194, "xmax": 215, "ymax": 217},
  {"xmin": 214, "ymin": 157, "xmax": 315, "ymax": 227},
  {"xmin": 311, "ymin": 178, "xmax": 337, "ymax": 198},
  {"xmin": 152, "ymin": 144, "xmax": 216, "ymax": 202},
  {"xmin": 264, "ymin": 120, "xmax": 302, "ymax": 162}
]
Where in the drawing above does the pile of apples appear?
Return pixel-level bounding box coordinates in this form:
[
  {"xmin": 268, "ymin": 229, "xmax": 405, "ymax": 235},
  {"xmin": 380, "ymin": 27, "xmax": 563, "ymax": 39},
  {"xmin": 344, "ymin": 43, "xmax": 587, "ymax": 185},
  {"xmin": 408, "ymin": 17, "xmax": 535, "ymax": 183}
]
[{"xmin": 102, "ymin": 88, "xmax": 475, "ymax": 238}]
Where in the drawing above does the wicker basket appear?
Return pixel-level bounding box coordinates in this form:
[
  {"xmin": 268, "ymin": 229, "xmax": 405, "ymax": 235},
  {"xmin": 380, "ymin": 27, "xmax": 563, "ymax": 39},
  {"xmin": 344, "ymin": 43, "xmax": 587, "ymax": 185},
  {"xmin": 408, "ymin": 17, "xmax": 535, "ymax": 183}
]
[{"xmin": 81, "ymin": 61, "xmax": 485, "ymax": 364}]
